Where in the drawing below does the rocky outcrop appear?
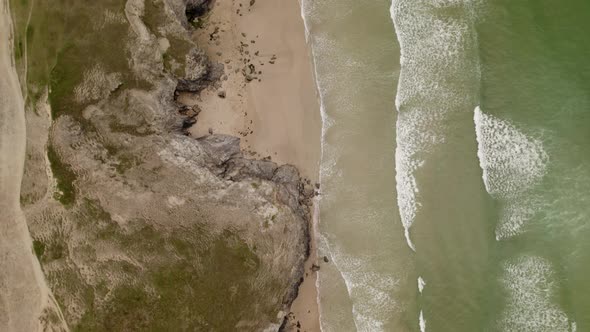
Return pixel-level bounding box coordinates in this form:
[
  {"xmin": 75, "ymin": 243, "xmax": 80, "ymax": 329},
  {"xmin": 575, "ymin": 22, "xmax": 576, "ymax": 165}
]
[
  {"xmin": 185, "ymin": 0, "xmax": 214, "ymax": 21},
  {"xmin": 175, "ymin": 47, "xmax": 223, "ymax": 93},
  {"xmin": 196, "ymin": 134, "xmax": 316, "ymax": 220}
]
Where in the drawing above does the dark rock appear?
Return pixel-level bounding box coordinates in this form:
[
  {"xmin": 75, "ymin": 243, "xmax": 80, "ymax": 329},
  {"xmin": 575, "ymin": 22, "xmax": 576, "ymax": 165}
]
[
  {"xmin": 311, "ymin": 264, "xmax": 320, "ymax": 272},
  {"xmin": 323, "ymin": 256, "xmax": 329, "ymax": 263},
  {"xmin": 301, "ymin": 182, "xmax": 314, "ymax": 198},
  {"xmin": 176, "ymin": 48, "xmax": 223, "ymax": 93},
  {"xmin": 273, "ymin": 165, "xmax": 300, "ymax": 187},
  {"xmin": 217, "ymin": 90, "xmax": 226, "ymax": 98},
  {"xmin": 187, "ymin": 105, "xmax": 202, "ymax": 118},
  {"xmin": 177, "ymin": 104, "xmax": 192, "ymax": 115},
  {"xmin": 224, "ymin": 158, "xmax": 278, "ymax": 181},
  {"xmin": 182, "ymin": 117, "xmax": 197, "ymax": 129},
  {"xmin": 196, "ymin": 134, "xmax": 241, "ymax": 166},
  {"xmin": 185, "ymin": 0, "xmax": 213, "ymax": 21},
  {"xmin": 250, "ymin": 0, "xmax": 256, "ymax": 6}
]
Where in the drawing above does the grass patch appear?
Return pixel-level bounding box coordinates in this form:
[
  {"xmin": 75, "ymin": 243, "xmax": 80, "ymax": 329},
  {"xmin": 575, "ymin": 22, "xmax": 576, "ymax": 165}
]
[
  {"xmin": 10, "ymin": 0, "xmax": 151, "ymax": 119},
  {"xmin": 46, "ymin": 144, "xmax": 76, "ymax": 206},
  {"xmin": 165, "ymin": 35, "xmax": 192, "ymax": 76},
  {"xmin": 142, "ymin": 0, "xmax": 166, "ymax": 35},
  {"xmin": 68, "ymin": 228, "xmax": 271, "ymax": 331},
  {"xmin": 32, "ymin": 239, "xmax": 46, "ymax": 258}
]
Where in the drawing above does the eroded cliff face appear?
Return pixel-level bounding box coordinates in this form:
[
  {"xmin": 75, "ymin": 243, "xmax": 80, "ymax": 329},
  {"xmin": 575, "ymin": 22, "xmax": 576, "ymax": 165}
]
[{"xmin": 11, "ymin": 0, "xmax": 313, "ymax": 330}]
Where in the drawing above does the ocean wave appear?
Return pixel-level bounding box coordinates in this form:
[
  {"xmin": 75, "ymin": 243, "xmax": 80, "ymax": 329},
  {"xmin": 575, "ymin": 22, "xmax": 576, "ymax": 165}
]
[
  {"xmin": 499, "ymin": 255, "xmax": 571, "ymax": 332},
  {"xmin": 473, "ymin": 106, "xmax": 548, "ymax": 239},
  {"xmin": 325, "ymin": 242, "xmax": 400, "ymax": 332},
  {"xmin": 419, "ymin": 310, "xmax": 426, "ymax": 332},
  {"xmin": 390, "ymin": 0, "xmax": 480, "ymax": 251},
  {"xmin": 417, "ymin": 276, "xmax": 426, "ymax": 293}
]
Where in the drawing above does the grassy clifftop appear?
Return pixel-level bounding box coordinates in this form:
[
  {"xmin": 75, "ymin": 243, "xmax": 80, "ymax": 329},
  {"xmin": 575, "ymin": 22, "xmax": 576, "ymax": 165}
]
[{"xmin": 12, "ymin": 0, "xmax": 310, "ymax": 330}]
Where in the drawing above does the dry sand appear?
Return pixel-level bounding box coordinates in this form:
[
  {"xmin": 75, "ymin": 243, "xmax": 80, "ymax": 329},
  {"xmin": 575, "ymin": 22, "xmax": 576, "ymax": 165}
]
[
  {"xmin": 181, "ymin": 0, "xmax": 322, "ymax": 330},
  {"xmin": 0, "ymin": 1, "xmax": 51, "ymax": 330}
]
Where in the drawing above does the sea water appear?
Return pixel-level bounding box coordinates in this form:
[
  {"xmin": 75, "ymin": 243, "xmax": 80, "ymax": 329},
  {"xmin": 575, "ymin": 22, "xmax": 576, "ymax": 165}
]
[{"xmin": 302, "ymin": 0, "xmax": 590, "ymax": 331}]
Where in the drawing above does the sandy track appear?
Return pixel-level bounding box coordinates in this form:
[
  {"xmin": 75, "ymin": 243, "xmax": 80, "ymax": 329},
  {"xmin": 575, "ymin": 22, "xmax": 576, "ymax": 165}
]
[{"xmin": 0, "ymin": 1, "xmax": 49, "ymax": 330}]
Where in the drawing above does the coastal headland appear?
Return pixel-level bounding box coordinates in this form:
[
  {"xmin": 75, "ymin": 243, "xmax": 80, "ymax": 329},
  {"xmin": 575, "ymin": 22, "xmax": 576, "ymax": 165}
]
[{"xmin": 4, "ymin": 0, "xmax": 323, "ymax": 330}]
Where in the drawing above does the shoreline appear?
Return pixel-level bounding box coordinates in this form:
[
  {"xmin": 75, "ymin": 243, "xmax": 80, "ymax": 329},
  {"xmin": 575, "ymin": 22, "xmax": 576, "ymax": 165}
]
[{"xmin": 184, "ymin": 0, "xmax": 322, "ymax": 330}]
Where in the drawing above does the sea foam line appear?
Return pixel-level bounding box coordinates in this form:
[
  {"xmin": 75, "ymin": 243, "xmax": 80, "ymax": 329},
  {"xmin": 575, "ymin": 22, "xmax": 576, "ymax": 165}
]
[
  {"xmin": 298, "ymin": 1, "xmax": 328, "ymax": 331},
  {"xmin": 301, "ymin": 1, "xmax": 402, "ymax": 330}
]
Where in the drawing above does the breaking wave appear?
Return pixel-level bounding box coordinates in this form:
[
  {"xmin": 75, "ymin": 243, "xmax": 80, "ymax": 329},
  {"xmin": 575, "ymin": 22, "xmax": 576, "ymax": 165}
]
[
  {"xmin": 499, "ymin": 255, "xmax": 572, "ymax": 332},
  {"xmin": 390, "ymin": 0, "xmax": 481, "ymax": 252},
  {"xmin": 473, "ymin": 106, "xmax": 549, "ymax": 239}
]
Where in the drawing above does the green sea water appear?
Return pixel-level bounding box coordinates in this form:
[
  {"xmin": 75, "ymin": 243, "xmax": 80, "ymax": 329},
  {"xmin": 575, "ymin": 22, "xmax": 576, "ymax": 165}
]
[{"xmin": 303, "ymin": 0, "xmax": 590, "ymax": 331}]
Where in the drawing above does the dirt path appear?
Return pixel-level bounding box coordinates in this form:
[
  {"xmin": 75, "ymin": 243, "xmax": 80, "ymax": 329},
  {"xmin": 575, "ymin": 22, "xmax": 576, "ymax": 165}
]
[{"xmin": 0, "ymin": 1, "xmax": 50, "ymax": 330}]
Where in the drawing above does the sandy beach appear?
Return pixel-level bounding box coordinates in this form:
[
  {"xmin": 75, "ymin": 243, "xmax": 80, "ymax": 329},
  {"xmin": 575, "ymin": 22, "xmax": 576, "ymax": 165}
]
[{"xmin": 181, "ymin": 0, "xmax": 322, "ymax": 330}]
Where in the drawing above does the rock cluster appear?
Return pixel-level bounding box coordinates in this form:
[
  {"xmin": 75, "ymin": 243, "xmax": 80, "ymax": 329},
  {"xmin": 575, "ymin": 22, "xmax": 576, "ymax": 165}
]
[
  {"xmin": 185, "ymin": 0, "xmax": 213, "ymax": 21},
  {"xmin": 175, "ymin": 47, "xmax": 223, "ymax": 93},
  {"xmin": 196, "ymin": 134, "xmax": 317, "ymax": 221}
]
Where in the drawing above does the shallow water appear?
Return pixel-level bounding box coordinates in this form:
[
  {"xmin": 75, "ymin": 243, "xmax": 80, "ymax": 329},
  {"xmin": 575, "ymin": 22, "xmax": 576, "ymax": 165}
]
[{"xmin": 304, "ymin": 0, "xmax": 590, "ymax": 331}]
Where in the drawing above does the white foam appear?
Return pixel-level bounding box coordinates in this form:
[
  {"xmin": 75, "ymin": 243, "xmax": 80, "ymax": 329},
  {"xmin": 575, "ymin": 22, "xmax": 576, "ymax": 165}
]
[
  {"xmin": 419, "ymin": 310, "xmax": 426, "ymax": 332},
  {"xmin": 320, "ymin": 238, "xmax": 400, "ymax": 332},
  {"xmin": 390, "ymin": 0, "xmax": 481, "ymax": 251},
  {"xmin": 499, "ymin": 255, "xmax": 570, "ymax": 332},
  {"xmin": 417, "ymin": 276, "xmax": 426, "ymax": 293},
  {"xmin": 474, "ymin": 107, "xmax": 548, "ymax": 197},
  {"xmin": 474, "ymin": 107, "xmax": 548, "ymax": 239}
]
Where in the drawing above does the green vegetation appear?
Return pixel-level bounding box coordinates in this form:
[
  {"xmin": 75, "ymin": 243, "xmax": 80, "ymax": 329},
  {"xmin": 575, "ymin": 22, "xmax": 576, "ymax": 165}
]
[
  {"xmin": 143, "ymin": 0, "xmax": 192, "ymax": 76},
  {"xmin": 165, "ymin": 36, "xmax": 193, "ymax": 77},
  {"xmin": 9, "ymin": 1, "xmax": 289, "ymax": 330},
  {"xmin": 142, "ymin": 0, "xmax": 166, "ymax": 34},
  {"xmin": 104, "ymin": 143, "xmax": 144, "ymax": 174},
  {"xmin": 63, "ymin": 227, "xmax": 270, "ymax": 331},
  {"xmin": 32, "ymin": 239, "xmax": 46, "ymax": 258},
  {"xmin": 10, "ymin": 0, "xmax": 150, "ymax": 117},
  {"xmin": 46, "ymin": 144, "xmax": 76, "ymax": 206}
]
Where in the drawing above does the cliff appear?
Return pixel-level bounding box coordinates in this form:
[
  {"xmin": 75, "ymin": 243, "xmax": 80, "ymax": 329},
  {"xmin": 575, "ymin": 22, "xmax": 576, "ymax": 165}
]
[{"xmin": 10, "ymin": 0, "xmax": 314, "ymax": 330}]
